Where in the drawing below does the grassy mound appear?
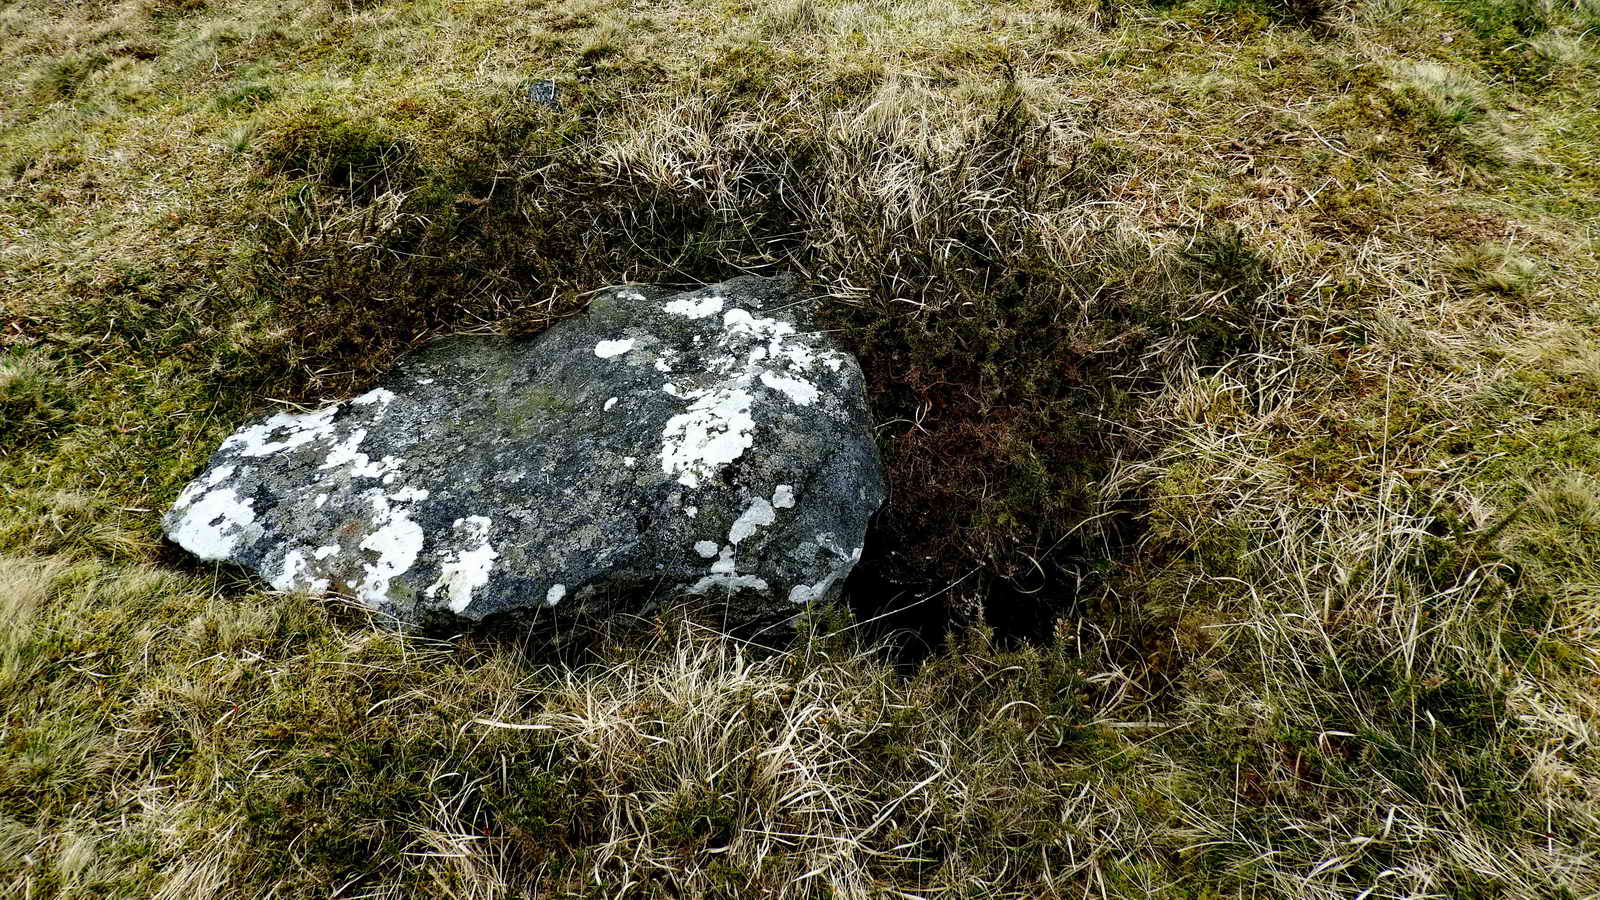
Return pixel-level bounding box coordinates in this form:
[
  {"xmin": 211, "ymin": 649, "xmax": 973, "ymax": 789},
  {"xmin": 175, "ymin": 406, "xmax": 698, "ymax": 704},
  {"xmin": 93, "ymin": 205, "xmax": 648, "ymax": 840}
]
[{"xmin": 4, "ymin": 0, "xmax": 1600, "ymax": 896}]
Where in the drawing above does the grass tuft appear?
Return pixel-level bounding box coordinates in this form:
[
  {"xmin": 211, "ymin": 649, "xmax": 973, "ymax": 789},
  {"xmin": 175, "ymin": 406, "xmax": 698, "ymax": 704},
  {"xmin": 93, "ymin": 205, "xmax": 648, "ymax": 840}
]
[{"xmin": 0, "ymin": 352, "xmax": 72, "ymax": 446}]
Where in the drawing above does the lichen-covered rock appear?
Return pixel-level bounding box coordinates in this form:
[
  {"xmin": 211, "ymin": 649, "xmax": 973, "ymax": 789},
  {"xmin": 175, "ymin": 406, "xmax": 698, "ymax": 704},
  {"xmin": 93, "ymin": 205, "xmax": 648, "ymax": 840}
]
[{"xmin": 163, "ymin": 275, "xmax": 885, "ymax": 630}]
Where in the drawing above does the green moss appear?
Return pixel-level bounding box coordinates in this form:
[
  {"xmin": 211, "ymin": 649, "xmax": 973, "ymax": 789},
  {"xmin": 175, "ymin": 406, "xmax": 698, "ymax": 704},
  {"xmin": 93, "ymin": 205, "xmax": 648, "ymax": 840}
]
[
  {"xmin": 215, "ymin": 79, "xmax": 276, "ymax": 113},
  {"xmin": 652, "ymin": 784, "xmax": 740, "ymax": 849},
  {"xmin": 1140, "ymin": 0, "xmax": 1334, "ymax": 30},
  {"xmin": 1441, "ymin": 0, "xmax": 1557, "ymax": 83},
  {"xmin": 260, "ymin": 108, "xmax": 417, "ymax": 196},
  {"xmin": 496, "ymin": 388, "xmax": 577, "ymax": 429}
]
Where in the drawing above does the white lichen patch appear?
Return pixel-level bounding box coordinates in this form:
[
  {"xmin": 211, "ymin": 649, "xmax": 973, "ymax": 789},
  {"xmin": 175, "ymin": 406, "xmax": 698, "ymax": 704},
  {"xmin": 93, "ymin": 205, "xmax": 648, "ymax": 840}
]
[
  {"xmin": 173, "ymin": 462, "xmax": 235, "ymax": 502},
  {"xmin": 352, "ymin": 388, "xmax": 396, "ymax": 407},
  {"xmin": 729, "ymin": 497, "xmax": 775, "ymax": 544},
  {"xmin": 787, "ymin": 538, "xmax": 864, "ymax": 602},
  {"xmin": 654, "ymin": 302, "xmax": 851, "ymax": 492},
  {"xmin": 271, "ymin": 548, "xmax": 330, "ymax": 594},
  {"xmin": 594, "ymin": 338, "xmax": 635, "ymax": 359},
  {"xmin": 674, "ymin": 307, "xmax": 848, "ymax": 418},
  {"xmin": 425, "ymin": 516, "xmax": 498, "ymax": 614},
  {"xmin": 719, "ymin": 308, "xmax": 842, "ymax": 373},
  {"xmin": 694, "ymin": 540, "xmax": 720, "ymax": 558},
  {"xmin": 776, "ymin": 339, "xmax": 845, "ymax": 375},
  {"xmin": 362, "ymin": 456, "xmax": 403, "ymax": 479},
  {"xmin": 546, "ymin": 584, "xmax": 566, "ymax": 605},
  {"xmin": 786, "ymin": 581, "xmax": 823, "ymax": 605},
  {"xmin": 221, "ymin": 389, "xmax": 398, "ymax": 460},
  {"xmin": 168, "ymin": 467, "xmax": 258, "ymax": 561},
  {"xmin": 759, "ymin": 371, "xmax": 820, "ymax": 406},
  {"xmin": 319, "ymin": 428, "xmax": 368, "ymax": 469},
  {"xmin": 787, "ymin": 541, "xmax": 863, "ymax": 605},
  {"xmin": 659, "ymin": 385, "xmax": 756, "ymax": 488},
  {"xmin": 319, "ymin": 427, "xmax": 404, "ymax": 482},
  {"xmin": 663, "ymin": 294, "xmax": 725, "ymax": 319},
  {"xmin": 688, "ymin": 544, "xmax": 771, "ymax": 595},
  {"xmin": 352, "ymin": 487, "xmax": 429, "ymax": 606},
  {"xmin": 654, "ymin": 347, "xmax": 680, "ymax": 373},
  {"xmin": 690, "ymin": 573, "xmax": 770, "ymax": 594},
  {"xmin": 772, "ymin": 485, "xmax": 796, "ymax": 509},
  {"xmin": 721, "ymin": 308, "xmax": 796, "ymax": 347},
  {"xmin": 221, "ymin": 406, "xmax": 338, "ymax": 458}
]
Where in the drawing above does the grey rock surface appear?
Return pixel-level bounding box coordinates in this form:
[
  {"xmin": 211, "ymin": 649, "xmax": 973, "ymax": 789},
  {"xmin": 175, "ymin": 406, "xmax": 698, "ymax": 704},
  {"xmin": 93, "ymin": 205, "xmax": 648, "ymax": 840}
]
[
  {"xmin": 163, "ymin": 275, "xmax": 885, "ymax": 630},
  {"xmin": 522, "ymin": 78, "xmax": 559, "ymax": 109}
]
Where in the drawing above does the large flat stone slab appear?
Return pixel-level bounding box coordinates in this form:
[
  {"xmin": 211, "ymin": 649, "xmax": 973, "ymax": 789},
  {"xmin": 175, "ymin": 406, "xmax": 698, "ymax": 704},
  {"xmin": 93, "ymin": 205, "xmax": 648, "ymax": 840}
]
[{"xmin": 164, "ymin": 276, "xmax": 885, "ymax": 630}]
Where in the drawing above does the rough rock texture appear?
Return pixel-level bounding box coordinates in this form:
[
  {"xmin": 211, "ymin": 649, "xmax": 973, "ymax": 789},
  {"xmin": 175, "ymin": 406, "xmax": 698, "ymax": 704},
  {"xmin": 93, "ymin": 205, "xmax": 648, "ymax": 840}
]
[{"xmin": 163, "ymin": 275, "xmax": 885, "ymax": 630}]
